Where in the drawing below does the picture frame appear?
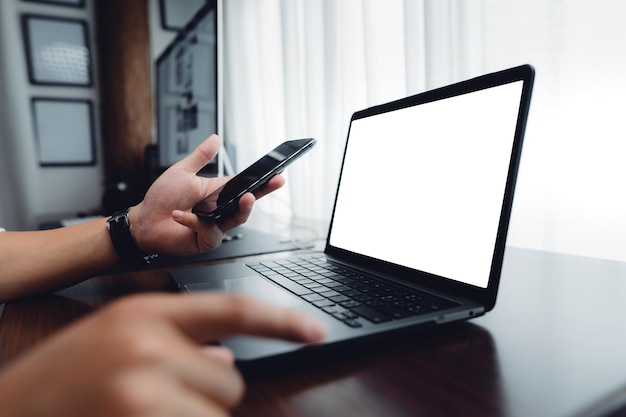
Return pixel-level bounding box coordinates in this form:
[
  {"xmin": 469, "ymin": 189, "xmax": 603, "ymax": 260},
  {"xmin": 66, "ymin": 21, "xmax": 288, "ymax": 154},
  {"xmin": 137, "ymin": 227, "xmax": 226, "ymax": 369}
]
[
  {"xmin": 22, "ymin": 15, "xmax": 92, "ymax": 86},
  {"xmin": 22, "ymin": 0, "xmax": 85, "ymax": 8},
  {"xmin": 31, "ymin": 98, "xmax": 96, "ymax": 166},
  {"xmin": 160, "ymin": 0, "xmax": 208, "ymax": 31}
]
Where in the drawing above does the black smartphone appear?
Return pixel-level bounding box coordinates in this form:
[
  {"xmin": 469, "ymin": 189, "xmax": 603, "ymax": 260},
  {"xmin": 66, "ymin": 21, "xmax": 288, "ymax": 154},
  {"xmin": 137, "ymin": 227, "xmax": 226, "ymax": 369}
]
[{"xmin": 192, "ymin": 138, "xmax": 316, "ymax": 220}]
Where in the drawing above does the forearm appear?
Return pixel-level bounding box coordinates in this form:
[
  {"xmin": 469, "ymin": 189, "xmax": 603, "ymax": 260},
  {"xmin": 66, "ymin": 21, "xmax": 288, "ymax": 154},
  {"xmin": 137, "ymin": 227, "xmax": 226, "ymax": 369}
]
[
  {"xmin": 0, "ymin": 218, "xmax": 120, "ymax": 303},
  {"xmin": 0, "ymin": 136, "xmax": 277, "ymax": 303}
]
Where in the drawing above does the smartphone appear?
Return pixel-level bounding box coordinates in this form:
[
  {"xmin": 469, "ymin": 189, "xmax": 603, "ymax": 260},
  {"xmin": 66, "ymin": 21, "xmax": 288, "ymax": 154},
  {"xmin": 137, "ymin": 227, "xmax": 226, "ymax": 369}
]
[{"xmin": 192, "ymin": 138, "xmax": 316, "ymax": 220}]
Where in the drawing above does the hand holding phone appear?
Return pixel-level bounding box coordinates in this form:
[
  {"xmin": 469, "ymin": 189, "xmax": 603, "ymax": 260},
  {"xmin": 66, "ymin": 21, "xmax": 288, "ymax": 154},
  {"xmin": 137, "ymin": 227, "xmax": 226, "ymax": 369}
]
[{"xmin": 192, "ymin": 138, "xmax": 316, "ymax": 220}]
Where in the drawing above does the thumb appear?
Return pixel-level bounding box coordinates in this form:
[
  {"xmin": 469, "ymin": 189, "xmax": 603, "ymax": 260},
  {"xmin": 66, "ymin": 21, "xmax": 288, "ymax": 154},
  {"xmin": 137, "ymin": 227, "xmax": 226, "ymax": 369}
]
[{"xmin": 175, "ymin": 134, "xmax": 221, "ymax": 174}]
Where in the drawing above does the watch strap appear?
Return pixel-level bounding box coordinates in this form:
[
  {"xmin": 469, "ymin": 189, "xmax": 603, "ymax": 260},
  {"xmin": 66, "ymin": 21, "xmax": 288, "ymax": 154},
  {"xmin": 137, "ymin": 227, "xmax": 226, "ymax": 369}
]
[{"xmin": 106, "ymin": 207, "xmax": 152, "ymax": 267}]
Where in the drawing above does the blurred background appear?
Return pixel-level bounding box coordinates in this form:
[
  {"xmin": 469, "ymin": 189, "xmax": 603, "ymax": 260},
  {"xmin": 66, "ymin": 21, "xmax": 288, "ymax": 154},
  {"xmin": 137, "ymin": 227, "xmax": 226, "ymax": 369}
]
[{"xmin": 0, "ymin": 0, "xmax": 625, "ymax": 262}]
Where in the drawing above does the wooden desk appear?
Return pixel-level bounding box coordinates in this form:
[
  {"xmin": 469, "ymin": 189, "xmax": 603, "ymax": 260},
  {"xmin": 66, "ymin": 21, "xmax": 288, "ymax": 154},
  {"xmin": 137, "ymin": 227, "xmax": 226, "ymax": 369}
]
[{"xmin": 1, "ymin": 247, "xmax": 626, "ymax": 417}]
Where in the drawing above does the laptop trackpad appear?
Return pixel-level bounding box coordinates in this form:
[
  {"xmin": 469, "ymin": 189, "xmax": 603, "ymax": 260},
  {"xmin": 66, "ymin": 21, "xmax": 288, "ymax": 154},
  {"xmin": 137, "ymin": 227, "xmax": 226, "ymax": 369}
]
[{"xmin": 184, "ymin": 277, "xmax": 304, "ymax": 308}]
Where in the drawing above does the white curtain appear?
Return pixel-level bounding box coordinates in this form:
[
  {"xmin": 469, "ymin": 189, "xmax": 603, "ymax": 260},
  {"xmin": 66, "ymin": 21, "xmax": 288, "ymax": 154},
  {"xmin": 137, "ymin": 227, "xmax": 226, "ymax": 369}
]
[
  {"xmin": 223, "ymin": 0, "xmax": 482, "ymax": 232},
  {"xmin": 224, "ymin": 0, "xmax": 626, "ymax": 262},
  {"xmin": 478, "ymin": 0, "xmax": 626, "ymax": 262}
]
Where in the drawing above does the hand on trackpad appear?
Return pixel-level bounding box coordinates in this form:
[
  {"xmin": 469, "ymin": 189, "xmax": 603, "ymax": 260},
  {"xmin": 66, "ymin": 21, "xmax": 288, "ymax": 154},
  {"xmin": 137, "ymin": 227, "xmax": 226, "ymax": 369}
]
[{"xmin": 184, "ymin": 277, "xmax": 303, "ymax": 308}]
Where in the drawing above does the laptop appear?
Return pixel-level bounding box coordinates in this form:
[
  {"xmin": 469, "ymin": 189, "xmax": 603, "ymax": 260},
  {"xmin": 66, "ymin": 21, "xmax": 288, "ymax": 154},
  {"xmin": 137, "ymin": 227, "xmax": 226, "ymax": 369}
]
[{"xmin": 170, "ymin": 64, "xmax": 535, "ymax": 370}]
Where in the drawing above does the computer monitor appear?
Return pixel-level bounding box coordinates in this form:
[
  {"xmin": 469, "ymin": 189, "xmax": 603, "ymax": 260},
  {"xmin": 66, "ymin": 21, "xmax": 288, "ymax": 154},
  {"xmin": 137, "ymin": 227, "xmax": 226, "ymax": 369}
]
[{"xmin": 155, "ymin": 0, "xmax": 224, "ymax": 175}]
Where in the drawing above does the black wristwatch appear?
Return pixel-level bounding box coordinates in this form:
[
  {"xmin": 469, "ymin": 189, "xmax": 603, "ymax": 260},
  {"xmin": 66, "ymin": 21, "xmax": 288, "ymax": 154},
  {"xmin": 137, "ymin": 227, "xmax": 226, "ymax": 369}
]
[{"xmin": 106, "ymin": 207, "xmax": 153, "ymax": 267}]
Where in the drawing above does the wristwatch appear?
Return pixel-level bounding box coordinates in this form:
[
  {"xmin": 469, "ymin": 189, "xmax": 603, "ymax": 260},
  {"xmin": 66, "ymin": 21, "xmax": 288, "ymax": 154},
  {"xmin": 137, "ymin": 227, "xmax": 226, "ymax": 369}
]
[{"xmin": 106, "ymin": 207, "xmax": 151, "ymax": 267}]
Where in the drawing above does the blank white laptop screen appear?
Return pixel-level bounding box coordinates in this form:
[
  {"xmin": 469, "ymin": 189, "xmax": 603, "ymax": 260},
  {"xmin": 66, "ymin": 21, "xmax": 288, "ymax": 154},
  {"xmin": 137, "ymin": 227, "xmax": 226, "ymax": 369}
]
[{"xmin": 329, "ymin": 81, "xmax": 524, "ymax": 288}]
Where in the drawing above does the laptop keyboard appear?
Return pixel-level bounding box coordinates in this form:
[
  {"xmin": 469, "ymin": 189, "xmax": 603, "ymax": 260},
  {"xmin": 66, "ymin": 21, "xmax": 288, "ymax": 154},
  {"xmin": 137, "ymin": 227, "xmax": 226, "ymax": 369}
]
[{"xmin": 247, "ymin": 255, "xmax": 459, "ymax": 328}]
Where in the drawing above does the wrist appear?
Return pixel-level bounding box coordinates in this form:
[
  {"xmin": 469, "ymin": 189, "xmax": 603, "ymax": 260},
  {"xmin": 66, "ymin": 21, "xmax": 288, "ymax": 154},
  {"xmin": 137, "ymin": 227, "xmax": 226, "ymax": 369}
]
[
  {"xmin": 127, "ymin": 205, "xmax": 141, "ymax": 247},
  {"xmin": 106, "ymin": 207, "xmax": 155, "ymax": 268}
]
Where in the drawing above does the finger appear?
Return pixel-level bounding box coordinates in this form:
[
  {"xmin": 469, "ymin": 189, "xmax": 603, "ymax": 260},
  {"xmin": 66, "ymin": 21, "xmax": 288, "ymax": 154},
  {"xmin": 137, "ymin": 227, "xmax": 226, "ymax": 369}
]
[
  {"xmin": 194, "ymin": 293, "xmax": 327, "ymax": 343},
  {"xmin": 172, "ymin": 210, "xmax": 224, "ymax": 252},
  {"xmin": 177, "ymin": 392, "xmax": 234, "ymax": 417},
  {"xmin": 201, "ymin": 346, "xmax": 235, "ymax": 365},
  {"xmin": 252, "ymin": 174, "xmax": 285, "ymax": 200},
  {"xmin": 174, "ymin": 134, "xmax": 221, "ymax": 174},
  {"xmin": 216, "ymin": 193, "xmax": 255, "ymax": 231},
  {"xmin": 123, "ymin": 362, "xmax": 242, "ymax": 416},
  {"xmin": 144, "ymin": 293, "xmax": 327, "ymax": 344},
  {"xmin": 167, "ymin": 347, "xmax": 244, "ymax": 410},
  {"xmin": 172, "ymin": 195, "xmax": 254, "ymax": 251}
]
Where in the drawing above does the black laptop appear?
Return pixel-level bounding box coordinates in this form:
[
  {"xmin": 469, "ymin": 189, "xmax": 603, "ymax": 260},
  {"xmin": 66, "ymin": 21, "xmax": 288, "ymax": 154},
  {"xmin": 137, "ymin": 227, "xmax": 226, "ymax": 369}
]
[{"xmin": 170, "ymin": 64, "xmax": 535, "ymax": 368}]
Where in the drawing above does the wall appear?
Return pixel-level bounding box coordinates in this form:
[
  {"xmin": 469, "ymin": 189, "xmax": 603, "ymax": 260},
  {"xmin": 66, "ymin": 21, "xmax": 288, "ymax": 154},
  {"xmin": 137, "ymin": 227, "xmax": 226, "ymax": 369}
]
[
  {"xmin": 148, "ymin": 0, "xmax": 176, "ymax": 62},
  {"xmin": 0, "ymin": 0, "xmax": 102, "ymax": 230},
  {"xmin": 0, "ymin": 0, "xmax": 209, "ymax": 230}
]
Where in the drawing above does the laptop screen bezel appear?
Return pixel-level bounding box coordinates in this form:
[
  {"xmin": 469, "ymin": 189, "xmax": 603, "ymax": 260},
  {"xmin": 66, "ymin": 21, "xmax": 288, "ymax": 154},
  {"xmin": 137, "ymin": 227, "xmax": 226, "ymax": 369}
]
[{"xmin": 324, "ymin": 64, "xmax": 535, "ymax": 312}]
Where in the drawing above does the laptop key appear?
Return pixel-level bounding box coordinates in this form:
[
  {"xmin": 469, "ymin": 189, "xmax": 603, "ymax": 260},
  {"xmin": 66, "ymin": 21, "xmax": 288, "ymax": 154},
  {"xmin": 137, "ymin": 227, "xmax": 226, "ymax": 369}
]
[
  {"xmin": 339, "ymin": 300, "xmax": 361, "ymax": 308},
  {"xmin": 302, "ymin": 293, "xmax": 325, "ymax": 302},
  {"xmin": 330, "ymin": 284, "xmax": 352, "ymax": 293},
  {"xmin": 311, "ymin": 286, "xmax": 331, "ymax": 293},
  {"xmin": 331, "ymin": 312, "xmax": 348, "ymax": 320},
  {"xmin": 377, "ymin": 305, "xmax": 413, "ymax": 319},
  {"xmin": 255, "ymin": 256, "xmax": 457, "ymax": 327},
  {"xmin": 261, "ymin": 274, "xmax": 313, "ymax": 296},
  {"xmin": 353, "ymin": 294, "xmax": 373, "ymax": 302},
  {"xmin": 328, "ymin": 294, "xmax": 350, "ymax": 303},
  {"xmin": 318, "ymin": 290, "xmax": 341, "ymax": 298},
  {"xmin": 313, "ymin": 299, "xmax": 336, "ymax": 308},
  {"xmin": 350, "ymin": 306, "xmax": 392, "ymax": 323}
]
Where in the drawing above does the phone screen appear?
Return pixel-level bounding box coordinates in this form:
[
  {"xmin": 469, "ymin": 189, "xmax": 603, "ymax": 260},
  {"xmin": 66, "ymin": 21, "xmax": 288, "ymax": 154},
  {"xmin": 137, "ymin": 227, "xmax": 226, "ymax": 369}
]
[{"xmin": 193, "ymin": 138, "xmax": 316, "ymax": 220}]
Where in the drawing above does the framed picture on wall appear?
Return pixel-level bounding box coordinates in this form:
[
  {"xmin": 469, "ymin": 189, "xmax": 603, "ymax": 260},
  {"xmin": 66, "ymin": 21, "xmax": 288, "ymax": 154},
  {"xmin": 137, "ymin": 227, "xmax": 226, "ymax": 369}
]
[
  {"xmin": 21, "ymin": 15, "xmax": 92, "ymax": 86},
  {"xmin": 160, "ymin": 0, "xmax": 208, "ymax": 30},
  {"xmin": 22, "ymin": 0, "xmax": 85, "ymax": 7},
  {"xmin": 31, "ymin": 98, "xmax": 96, "ymax": 166}
]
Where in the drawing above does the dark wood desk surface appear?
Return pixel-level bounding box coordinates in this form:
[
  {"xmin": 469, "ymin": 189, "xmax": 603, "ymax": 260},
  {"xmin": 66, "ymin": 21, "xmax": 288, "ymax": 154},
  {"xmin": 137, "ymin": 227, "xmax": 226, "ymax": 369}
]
[{"xmin": 1, "ymin": 246, "xmax": 626, "ymax": 417}]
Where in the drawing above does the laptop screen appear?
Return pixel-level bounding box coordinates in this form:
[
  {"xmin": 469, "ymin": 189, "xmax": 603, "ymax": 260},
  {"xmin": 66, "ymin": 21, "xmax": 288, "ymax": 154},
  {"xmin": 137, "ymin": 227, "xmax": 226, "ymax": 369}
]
[{"xmin": 328, "ymin": 79, "xmax": 525, "ymax": 289}]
